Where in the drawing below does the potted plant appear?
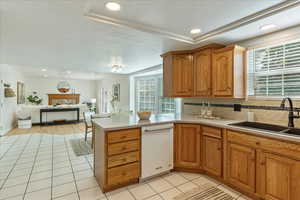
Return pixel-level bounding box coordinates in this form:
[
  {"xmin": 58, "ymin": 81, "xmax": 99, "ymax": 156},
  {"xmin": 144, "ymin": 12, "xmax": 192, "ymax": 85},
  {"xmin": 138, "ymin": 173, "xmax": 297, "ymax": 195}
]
[{"xmin": 27, "ymin": 92, "xmax": 43, "ymax": 105}]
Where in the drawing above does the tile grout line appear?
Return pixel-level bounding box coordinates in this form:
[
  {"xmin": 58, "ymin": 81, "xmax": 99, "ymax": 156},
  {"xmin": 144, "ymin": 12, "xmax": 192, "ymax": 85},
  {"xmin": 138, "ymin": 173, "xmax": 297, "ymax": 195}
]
[
  {"xmin": 63, "ymin": 135, "xmax": 81, "ymax": 200},
  {"xmin": 0, "ymin": 134, "xmax": 33, "ymax": 194},
  {"xmin": 51, "ymin": 134, "xmax": 54, "ymax": 200},
  {"xmin": 22, "ymin": 134, "xmax": 44, "ymax": 200}
]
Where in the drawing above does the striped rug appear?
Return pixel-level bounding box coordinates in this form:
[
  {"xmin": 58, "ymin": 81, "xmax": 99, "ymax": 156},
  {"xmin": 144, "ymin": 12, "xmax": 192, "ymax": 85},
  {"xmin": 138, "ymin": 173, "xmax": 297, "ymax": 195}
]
[{"xmin": 174, "ymin": 184, "xmax": 235, "ymax": 200}]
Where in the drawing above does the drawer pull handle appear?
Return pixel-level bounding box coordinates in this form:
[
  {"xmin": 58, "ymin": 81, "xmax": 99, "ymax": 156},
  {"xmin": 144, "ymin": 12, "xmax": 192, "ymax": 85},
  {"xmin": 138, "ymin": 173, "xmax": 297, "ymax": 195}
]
[
  {"xmin": 155, "ymin": 166, "xmax": 163, "ymax": 170},
  {"xmin": 121, "ymin": 136, "xmax": 127, "ymax": 139},
  {"xmin": 256, "ymin": 142, "xmax": 260, "ymax": 145},
  {"xmin": 122, "ymin": 172, "xmax": 127, "ymax": 176},
  {"xmin": 261, "ymin": 162, "xmax": 266, "ymax": 166},
  {"xmin": 122, "ymin": 147, "xmax": 127, "ymax": 150}
]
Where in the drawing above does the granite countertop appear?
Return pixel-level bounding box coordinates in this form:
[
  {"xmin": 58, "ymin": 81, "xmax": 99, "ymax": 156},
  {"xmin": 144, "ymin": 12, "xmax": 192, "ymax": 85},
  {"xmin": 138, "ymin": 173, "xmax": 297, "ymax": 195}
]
[{"xmin": 93, "ymin": 113, "xmax": 300, "ymax": 143}]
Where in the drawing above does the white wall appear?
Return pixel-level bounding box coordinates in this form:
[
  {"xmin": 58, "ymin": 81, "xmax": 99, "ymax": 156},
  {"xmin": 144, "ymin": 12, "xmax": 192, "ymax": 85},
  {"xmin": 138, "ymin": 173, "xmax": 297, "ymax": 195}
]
[
  {"xmin": 96, "ymin": 74, "xmax": 130, "ymax": 113},
  {"xmin": 0, "ymin": 64, "xmax": 25, "ymax": 135},
  {"xmin": 24, "ymin": 77, "xmax": 97, "ymax": 104}
]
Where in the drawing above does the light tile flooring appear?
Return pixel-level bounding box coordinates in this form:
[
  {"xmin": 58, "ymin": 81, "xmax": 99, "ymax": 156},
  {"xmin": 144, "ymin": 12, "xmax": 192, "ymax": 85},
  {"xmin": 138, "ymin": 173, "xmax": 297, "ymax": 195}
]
[{"xmin": 0, "ymin": 132, "xmax": 252, "ymax": 200}]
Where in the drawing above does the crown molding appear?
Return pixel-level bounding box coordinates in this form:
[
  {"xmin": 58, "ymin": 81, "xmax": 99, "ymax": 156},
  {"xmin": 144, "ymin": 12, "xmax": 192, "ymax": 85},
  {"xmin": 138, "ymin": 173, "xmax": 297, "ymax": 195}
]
[
  {"xmin": 85, "ymin": 1, "xmax": 300, "ymax": 45},
  {"xmin": 193, "ymin": 1, "xmax": 300, "ymax": 44},
  {"xmin": 85, "ymin": 12, "xmax": 195, "ymax": 44}
]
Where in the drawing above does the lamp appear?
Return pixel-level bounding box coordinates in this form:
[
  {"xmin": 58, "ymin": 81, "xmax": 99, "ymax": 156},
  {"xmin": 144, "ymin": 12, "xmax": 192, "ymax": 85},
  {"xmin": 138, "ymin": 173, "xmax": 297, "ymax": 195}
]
[{"xmin": 111, "ymin": 65, "xmax": 123, "ymax": 73}]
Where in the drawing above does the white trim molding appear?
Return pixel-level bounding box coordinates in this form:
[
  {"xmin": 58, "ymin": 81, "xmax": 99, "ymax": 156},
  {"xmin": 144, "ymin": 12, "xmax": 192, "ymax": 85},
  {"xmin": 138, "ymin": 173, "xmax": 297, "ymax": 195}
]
[{"xmin": 85, "ymin": 1, "xmax": 300, "ymax": 45}]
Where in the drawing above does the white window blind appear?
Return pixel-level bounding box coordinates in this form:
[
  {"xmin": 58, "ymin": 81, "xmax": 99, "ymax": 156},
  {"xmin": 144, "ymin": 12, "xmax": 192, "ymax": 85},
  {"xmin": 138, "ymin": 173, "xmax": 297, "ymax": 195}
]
[
  {"xmin": 134, "ymin": 75, "xmax": 179, "ymax": 114},
  {"xmin": 248, "ymin": 40, "xmax": 300, "ymax": 97}
]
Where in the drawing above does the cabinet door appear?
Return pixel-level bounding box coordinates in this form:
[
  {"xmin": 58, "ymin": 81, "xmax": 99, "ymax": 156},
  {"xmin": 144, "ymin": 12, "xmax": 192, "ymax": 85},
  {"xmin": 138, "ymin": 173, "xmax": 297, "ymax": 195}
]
[
  {"xmin": 212, "ymin": 50, "xmax": 233, "ymax": 96},
  {"xmin": 203, "ymin": 136, "xmax": 222, "ymax": 177},
  {"xmin": 175, "ymin": 124, "xmax": 201, "ymax": 169},
  {"xmin": 172, "ymin": 54, "xmax": 193, "ymax": 96},
  {"xmin": 259, "ymin": 152, "xmax": 300, "ymax": 200},
  {"xmin": 227, "ymin": 142, "xmax": 255, "ymax": 193},
  {"xmin": 194, "ymin": 49, "xmax": 212, "ymax": 96}
]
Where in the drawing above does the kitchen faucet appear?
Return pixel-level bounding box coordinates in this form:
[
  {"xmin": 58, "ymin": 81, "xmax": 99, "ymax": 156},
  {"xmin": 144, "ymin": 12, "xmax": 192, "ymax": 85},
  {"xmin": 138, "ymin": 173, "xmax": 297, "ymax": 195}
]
[{"xmin": 280, "ymin": 97, "xmax": 300, "ymax": 128}]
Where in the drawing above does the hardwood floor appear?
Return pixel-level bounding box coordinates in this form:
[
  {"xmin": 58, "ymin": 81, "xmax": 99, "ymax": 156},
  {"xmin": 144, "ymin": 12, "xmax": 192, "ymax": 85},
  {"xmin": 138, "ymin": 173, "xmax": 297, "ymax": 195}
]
[{"xmin": 5, "ymin": 123, "xmax": 85, "ymax": 136}]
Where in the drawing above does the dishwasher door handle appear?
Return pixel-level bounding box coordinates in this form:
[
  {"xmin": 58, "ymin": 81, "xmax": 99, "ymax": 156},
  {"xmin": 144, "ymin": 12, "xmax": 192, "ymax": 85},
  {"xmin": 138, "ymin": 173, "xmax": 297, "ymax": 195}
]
[{"xmin": 143, "ymin": 127, "xmax": 173, "ymax": 133}]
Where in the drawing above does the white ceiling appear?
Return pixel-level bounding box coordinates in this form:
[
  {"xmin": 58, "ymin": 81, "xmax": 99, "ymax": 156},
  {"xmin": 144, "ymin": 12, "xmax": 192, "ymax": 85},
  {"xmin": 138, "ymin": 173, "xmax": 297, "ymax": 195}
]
[{"xmin": 1, "ymin": 0, "xmax": 300, "ymax": 78}]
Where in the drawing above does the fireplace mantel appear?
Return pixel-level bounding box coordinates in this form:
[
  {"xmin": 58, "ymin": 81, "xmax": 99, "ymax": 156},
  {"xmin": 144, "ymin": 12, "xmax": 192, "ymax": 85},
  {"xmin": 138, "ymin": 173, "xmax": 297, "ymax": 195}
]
[{"xmin": 48, "ymin": 94, "xmax": 80, "ymax": 105}]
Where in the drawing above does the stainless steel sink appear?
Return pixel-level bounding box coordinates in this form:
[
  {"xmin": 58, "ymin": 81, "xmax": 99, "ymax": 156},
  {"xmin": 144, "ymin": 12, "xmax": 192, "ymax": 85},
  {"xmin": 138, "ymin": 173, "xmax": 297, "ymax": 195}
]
[{"xmin": 229, "ymin": 121, "xmax": 300, "ymax": 137}]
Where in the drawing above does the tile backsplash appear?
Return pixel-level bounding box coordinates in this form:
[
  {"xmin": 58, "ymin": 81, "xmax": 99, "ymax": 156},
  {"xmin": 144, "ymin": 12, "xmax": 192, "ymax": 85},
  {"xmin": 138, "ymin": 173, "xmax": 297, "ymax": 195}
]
[{"xmin": 183, "ymin": 98, "xmax": 300, "ymax": 127}]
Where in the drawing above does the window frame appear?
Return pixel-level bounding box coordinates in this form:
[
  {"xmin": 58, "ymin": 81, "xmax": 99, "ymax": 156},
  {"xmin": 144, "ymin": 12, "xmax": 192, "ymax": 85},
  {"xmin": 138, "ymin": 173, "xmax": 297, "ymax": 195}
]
[
  {"xmin": 134, "ymin": 74, "xmax": 181, "ymax": 114},
  {"xmin": 247, "ymin": 39, "xmax": 300, "ymax": 100}
]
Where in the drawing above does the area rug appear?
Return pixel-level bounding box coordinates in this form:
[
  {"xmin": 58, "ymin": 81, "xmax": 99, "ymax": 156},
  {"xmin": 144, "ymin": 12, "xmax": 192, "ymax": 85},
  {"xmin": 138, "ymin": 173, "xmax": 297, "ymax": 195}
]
[
  {"xmin": 174, "ymin": 183, "xmax": 235, "ymax": 200},
  {"xmin": 69, "ymin": 137, "xmax": 92, "ymax": 156}
]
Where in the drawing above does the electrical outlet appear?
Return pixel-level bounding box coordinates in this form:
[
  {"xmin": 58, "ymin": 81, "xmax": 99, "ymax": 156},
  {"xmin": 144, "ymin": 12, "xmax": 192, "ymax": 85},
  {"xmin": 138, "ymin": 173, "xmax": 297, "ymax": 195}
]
[{"xmin": 233, "ymin": 104, "xmax": 242, "ymax": 112}]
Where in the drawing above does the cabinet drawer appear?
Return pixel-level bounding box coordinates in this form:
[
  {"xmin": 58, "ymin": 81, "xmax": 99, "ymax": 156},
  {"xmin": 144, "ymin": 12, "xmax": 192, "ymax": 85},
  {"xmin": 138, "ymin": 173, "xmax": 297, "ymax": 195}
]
[
  {"xmin": 107, "ymin": 128, "xmax": 140, "ymax": 144},
  {"xmin": 227, "ymin": 130, "xmax": 300, "ymax": 160},
  {"xmin": 108, "ymin": 151, "xmax": 140, "ymax": 168},
  {"xmin": 107, "ymin": 140, "xmax": 140, "ymax": 156},
  {"xmin": 202, "ymin": 126, "xmax": 222, "ymax": 138},
  {"xmin": 107, "ymin": 162, "xmax": 140, "ymax": 185}
]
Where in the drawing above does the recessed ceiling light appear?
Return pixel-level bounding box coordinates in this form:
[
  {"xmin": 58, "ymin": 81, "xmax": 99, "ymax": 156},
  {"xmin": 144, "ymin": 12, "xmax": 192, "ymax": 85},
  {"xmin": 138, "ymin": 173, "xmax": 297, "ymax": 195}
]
[
  {"xmin": 43, "ymin": 74, "xmax": 48, "ymax": 78},
  {"xmin": 260, "ymin": 24, "xmax": 277, "ymax": 31},
  {"xmin": 190, "ymin": 28, "xmax": 202, "ymax": 34},
  {"xmin": 41, "ymin": 68, "xmax": 47, "ymax": 72},
  {"xmin": 66, "ymin": 70, "xmax": 71, "ymax": 74},
  {"xmin": 105, "ymin": 2, "xmax": 121, "ymax": 11}
]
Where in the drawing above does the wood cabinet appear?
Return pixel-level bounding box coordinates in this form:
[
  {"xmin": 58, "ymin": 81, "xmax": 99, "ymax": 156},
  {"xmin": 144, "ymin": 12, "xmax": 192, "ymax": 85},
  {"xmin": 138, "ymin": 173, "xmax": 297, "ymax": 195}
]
[
  {"xmin": 174, "ymin": 124, "xmax": 201, "ymax": 169},
  {"xmin": 202, "ymin": 126, "xmax": 222, "ymax": 177},
  {"xmin": 258, "ymin": 152, "xmax": 300, "ymax": 200},
  {"xmin": 161, "ymin": 44, "xmax": 245, "ymax": 98},
  {"xmin": 94, "ymin": 127, "xmax": 141, "ymax": 192},
  {"xmin": 194, "ymin": 49, "xmax": 212, "ymax": 97},
  {"xmin": 163, "ymin": 54, "xmax": 193, "ymax": 97},
  {"xmin": 212, "ymin": 45, "xmax": 245, "ymax": 98},
  {"xmin": 226, "ymin": 142, "xmax": 256, "ymax": 193}
]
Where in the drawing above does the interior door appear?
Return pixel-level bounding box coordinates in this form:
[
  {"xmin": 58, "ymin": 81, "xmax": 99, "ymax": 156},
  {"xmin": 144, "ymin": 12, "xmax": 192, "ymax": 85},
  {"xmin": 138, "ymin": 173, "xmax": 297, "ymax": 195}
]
[
  {"xmin": 259, "ymin": 152, "xmax": 300, "ymax": 200},
  {"xmin": 194, "ymin": 49, "xmax": 212, "ymax": 96},
  {"xmin": 212, "ymin": 50, "xmax": 233, "ymax": 96},
  {"xmin": 172, "ymin": 54, "xmax": 193, "ymax": 96},
  {"xmin": 227, "ymin": 142, "xmax": 256, "ymax": 193},
  {"xmin": 175, "ymin": 124, "xmax": 201, "ymax": 169}
]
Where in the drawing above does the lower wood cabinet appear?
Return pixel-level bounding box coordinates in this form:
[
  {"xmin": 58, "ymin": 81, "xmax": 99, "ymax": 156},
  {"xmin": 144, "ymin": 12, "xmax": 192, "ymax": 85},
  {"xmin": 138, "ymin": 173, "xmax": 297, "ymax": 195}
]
[
  {"xmin": 94, "ymin": 127, "xmax": 141, "ymax": 192},
  {"xmin": 258, "ymin": 152, "xmax": 300, "ymax": 200},
  {"xmin": 227, "ymin": 142, "xmax": 256, "ymax": 193},
  {"xmin": 174, "ymin": 124, "xmax": 201, "ymax": 170},
  {"xmin": 202, "ymin": 126, "xmax": 222, "ymax": 177},
  {"xmin": 203, "ymin": 135, "xmax": 222, "ymax": 177}
]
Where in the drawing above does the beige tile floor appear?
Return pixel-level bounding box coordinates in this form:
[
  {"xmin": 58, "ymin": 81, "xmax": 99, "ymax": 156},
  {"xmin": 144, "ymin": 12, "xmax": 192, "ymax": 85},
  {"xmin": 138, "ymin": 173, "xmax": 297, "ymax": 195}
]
[{"xmin": 0, "ymin": 131, "xmax": 252, "ymax": 200}]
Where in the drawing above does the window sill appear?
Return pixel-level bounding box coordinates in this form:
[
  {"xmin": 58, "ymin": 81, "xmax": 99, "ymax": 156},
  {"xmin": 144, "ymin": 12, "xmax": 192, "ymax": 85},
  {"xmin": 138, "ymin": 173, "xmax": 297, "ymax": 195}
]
[{"xmin": 247, "ymin": 96, "xmax": 300, "ymax": 101}]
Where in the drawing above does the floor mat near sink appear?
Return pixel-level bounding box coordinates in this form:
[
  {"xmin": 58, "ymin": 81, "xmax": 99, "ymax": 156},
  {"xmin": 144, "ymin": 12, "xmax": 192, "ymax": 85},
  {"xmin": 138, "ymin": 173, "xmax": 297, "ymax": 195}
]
[{"xmin": 174, "ymin": 183, "xmax": 235, "ymax": 200}]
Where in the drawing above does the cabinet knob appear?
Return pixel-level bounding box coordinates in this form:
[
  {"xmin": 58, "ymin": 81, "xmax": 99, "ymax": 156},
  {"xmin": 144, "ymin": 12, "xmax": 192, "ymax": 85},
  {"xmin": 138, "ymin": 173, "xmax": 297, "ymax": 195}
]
[
  {"xmin": 256, "ymin": 142, "xmax": 260, "ymax": 145},
  {"xmin": 121, "ymin": 136, "xmax": 127, "ymax": 139},
  {"xmin": 261, "ymin": 161, "xmax": 266, "ymax": 166}
]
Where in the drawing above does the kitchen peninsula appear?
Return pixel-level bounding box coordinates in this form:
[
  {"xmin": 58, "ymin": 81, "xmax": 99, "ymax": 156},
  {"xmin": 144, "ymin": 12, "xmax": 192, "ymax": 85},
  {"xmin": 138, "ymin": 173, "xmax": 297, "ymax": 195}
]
[{"xmin": 93, "ymin": 113, "xmax": 300, "ymax": 199}]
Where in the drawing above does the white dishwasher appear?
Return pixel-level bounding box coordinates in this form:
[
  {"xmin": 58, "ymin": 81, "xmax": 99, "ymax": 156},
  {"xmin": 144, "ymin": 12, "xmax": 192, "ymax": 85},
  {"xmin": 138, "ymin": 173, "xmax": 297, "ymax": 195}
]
[{"xmin": 141, "ymin": 123, "xmax": 174, "ymax": 180}]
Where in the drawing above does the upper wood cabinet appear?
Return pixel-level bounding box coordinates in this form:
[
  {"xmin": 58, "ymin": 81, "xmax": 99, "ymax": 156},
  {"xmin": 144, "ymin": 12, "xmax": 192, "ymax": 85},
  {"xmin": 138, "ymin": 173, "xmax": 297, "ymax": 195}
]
[
  {"xmin": 174, "ymin": 124, "xmax": 201, "ymax": 170},
  {"xmin": 162, "ymin": 54, "xmax": 193, "ymax": 97},
  {"xmin": 161, "ymin": 44, "xmax": 245, "ymax": 98},
  {"xmin": 212, "ymin": 45, "xmax": 245, "ymax": 98},
  {"xmin": 194, "ymin": 49, "xmax": 212, "ymax": 97}
]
